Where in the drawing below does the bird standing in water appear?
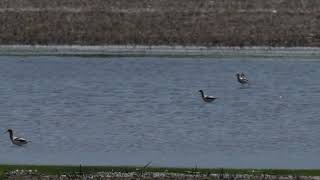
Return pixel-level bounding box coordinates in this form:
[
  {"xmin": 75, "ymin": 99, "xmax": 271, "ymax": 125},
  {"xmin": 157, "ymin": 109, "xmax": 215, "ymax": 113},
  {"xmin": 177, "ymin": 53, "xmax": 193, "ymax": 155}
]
[
  {"xmin": 236, "ymin": 72, "xmax": 249, "ymax": 86},
  {"xmin": 4, "ymin": 129, "xmax": 29, "ymax": 146},
  {"xmin": 199, "ymin": 90, "xmax": 217, "ymax": 103}
]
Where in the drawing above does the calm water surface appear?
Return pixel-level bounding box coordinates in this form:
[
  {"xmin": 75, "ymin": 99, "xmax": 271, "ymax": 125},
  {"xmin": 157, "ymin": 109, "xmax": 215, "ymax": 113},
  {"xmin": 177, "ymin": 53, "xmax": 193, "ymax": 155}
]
[{"xmin": 0, "ymin": 56, "xmax": 319, "ymax": 168}]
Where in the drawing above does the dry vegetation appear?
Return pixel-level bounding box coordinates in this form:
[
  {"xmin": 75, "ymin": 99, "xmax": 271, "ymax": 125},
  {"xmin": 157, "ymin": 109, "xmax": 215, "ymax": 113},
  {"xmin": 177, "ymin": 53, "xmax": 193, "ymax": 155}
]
[{"xmin": 0, "ymin": 0, "xmax": 319, "ymax": 46}]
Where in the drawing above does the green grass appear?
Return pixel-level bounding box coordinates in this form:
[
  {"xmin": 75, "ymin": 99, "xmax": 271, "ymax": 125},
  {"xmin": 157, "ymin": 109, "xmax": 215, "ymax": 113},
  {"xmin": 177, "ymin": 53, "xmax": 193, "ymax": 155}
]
[{"xmin": 1, "ymin": 164, "xmax": 320, "ymax": 178}]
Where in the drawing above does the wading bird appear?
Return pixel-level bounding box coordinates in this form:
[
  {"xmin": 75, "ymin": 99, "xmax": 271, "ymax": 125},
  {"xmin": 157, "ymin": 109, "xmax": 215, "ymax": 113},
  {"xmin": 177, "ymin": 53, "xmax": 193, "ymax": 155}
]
[
  {"xmin": 4, "ymin": 129, "xmax": 29, "ymax": 146},
  {"xmin": 199, "ymin": 90, "xmax": 217, "ymax": 103},
  {"xmin": 236, "ymin": 72, "xmax": 249, "ymax": 85}
]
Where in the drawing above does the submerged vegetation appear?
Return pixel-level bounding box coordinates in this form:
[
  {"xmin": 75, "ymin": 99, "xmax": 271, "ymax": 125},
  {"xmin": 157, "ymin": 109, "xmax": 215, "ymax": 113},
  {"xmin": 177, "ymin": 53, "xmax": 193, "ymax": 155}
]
[{"xmin": 0, "ymin": 0, "xmax": 319, "ymax": 46}]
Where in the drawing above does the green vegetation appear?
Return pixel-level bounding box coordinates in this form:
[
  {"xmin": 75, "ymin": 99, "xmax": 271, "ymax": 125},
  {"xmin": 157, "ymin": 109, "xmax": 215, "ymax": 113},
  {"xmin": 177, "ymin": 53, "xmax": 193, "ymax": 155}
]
[{"xmin": 1, "ymin": 164, "xmax": 320, "ymax": 177}]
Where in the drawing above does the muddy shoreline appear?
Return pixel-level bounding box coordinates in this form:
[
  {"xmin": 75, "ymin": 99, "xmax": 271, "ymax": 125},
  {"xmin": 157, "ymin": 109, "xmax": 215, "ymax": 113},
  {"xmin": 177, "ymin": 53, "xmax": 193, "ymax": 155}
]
[{"xmin": 1, "ymin": 0, "xmax": 320, "ymax": 46}]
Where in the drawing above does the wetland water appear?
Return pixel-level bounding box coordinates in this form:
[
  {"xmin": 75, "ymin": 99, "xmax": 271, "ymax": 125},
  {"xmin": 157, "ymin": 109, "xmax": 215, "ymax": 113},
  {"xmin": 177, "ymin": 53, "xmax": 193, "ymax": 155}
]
[{"xmin": 0, "ymin": 56, "xmax": 319, "ymax": 168}]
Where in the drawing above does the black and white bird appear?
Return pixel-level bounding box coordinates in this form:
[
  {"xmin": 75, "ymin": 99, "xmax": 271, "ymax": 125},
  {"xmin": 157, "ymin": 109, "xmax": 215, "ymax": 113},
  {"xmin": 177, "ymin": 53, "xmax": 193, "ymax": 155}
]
[
  {"xmin": 236, "ymin": 72, "xmax": 249, "ymax": 85},
  {"xmin": 199, "ymin": 90, "xmax": 217, "ymax": 103},
  {"xmin": 4, "ymin": 129, "xmax": 29, "ymax": 146}
]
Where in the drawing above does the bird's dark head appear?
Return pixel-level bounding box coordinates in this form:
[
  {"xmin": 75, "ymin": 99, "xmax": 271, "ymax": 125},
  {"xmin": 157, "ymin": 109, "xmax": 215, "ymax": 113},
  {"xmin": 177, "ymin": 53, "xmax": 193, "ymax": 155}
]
[
  {"xmin": 3, "ymin": 129, "xmax": 12, "ymax": 134},
  {"xmin": 236, "ymin": 73, "xmax": 240, "ymax": 77},
  {"xmin": 6, "ymin": 129, "xmax": 12, "ymax": 133},
  {"xmin": 198, "ymin": 90, "xmax": 203, "ymax": 93}
]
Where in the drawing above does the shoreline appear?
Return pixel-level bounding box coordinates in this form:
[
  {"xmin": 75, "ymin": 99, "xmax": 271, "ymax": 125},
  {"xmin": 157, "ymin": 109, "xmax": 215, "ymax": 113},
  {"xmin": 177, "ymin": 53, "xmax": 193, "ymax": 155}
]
[
  {"xmin": 1, "ymin": 0, "xmax": 319, "ymax": 47},
  {"xmin": 2, "ymin": 164, "xmax": 320, "ymax": 179},
  {"xmin": 1, "ymin": 45, "xmax": 320, "ymax": 58}
]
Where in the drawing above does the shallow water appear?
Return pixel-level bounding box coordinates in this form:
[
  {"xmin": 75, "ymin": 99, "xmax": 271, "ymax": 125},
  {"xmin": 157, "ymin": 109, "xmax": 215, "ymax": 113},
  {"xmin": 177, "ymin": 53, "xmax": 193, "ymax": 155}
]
[{"xmin": 0, "ymin": 56, "xmax": 319, "ymax": 168}]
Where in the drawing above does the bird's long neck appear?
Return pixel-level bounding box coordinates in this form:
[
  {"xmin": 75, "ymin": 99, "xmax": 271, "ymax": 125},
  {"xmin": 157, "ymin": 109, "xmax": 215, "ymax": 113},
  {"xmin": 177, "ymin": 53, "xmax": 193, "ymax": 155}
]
[
  {"xmin": 200, "ymin": 91, "xmax": 205, "ymax": 98},
  {"xmin": 237, "ymin": 74, "xmax": 242, "ymax": 81},
  {"xmin": 8, "ymin": 131, "xmax": 14, "ymax": 141}
]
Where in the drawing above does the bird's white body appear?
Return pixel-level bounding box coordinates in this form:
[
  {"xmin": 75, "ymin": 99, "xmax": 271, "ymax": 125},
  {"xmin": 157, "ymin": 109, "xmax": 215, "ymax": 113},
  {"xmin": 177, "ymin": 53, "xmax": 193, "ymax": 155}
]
[
  {"xmin": 199, "ymin": 90, "xmax": 217, "ymax": 103},
  {"xmin": 11, "ymin": 136, "xmax": 28, "ymax": 146},
  {"xmin": 6, "ymin": 129, "xmax": 29, "ymax": 146}
]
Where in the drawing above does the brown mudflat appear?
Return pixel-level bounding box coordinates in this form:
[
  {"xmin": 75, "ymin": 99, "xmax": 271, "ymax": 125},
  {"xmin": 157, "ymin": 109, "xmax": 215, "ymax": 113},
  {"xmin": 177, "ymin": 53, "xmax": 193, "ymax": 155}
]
[{"xmin": 0, "ymin": 0, "xmax": 319, "ymax": 46}]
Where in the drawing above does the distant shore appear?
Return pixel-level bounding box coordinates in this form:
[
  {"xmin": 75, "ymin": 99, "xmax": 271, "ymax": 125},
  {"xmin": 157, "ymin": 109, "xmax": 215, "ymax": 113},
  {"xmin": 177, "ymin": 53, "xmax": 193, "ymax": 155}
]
[
  {"xmin": 1, "ymin": 0, "xmax": 319, "ymax": 47},
  {"xmin": 1, "ymin": 45, "xmax": 320, "ymax": 58},
  {"xmin": 2, "ymin": 164, "xmax": 320, "ymax": 180}
]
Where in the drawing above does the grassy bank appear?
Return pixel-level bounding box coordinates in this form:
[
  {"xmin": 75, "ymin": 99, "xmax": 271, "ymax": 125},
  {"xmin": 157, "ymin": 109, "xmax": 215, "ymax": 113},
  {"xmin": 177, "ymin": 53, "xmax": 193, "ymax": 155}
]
[
  {"xmin": 1, "ymin": 164, "xmax": 320, "ymax": 177},
  {"xmin": 0, "ymin": 0, "xmax": 319, "ymax": 46}
]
